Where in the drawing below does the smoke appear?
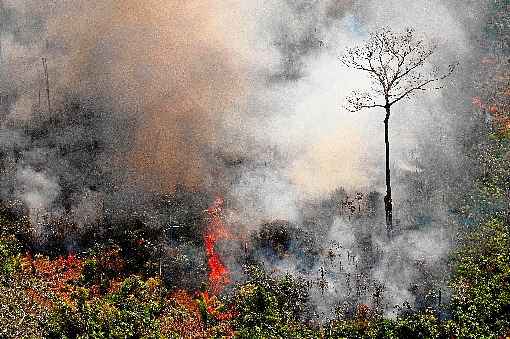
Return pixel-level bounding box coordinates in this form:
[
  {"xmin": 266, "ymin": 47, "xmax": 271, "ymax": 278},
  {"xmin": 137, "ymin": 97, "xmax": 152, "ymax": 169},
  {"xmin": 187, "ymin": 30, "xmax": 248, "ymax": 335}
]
[
  {"xmin": 220, "ymin": 0, "xmax": 484, "ymax": 225},
  {"xmin": 0, "ymin": 0, "xmax": 492, "ymax": 315},
  {"xmin": 16, "ymin": 167, "xmax": 60, "ymax": 226},
  {"xmin": 219, "ymin": 0, "xmax": 490, "ymax": 315},
  {"xmin": 1, "ymin": 0, "xmax": 256, "ymax": 193}
]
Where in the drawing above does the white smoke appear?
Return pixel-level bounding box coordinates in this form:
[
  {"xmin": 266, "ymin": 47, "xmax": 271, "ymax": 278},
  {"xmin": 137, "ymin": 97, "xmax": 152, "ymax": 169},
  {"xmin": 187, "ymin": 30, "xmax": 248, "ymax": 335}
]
[{"xmin": 224, "ymin": 0, "xmax": 489, "ymax": 314}]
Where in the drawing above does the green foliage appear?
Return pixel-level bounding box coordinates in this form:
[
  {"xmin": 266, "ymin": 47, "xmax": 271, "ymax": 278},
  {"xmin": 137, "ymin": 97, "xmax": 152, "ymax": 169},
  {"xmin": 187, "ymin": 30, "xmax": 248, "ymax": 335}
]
[
  {"xmin": 0, "ymin": 274, "xmax": 52, "ymax": 338},
  {"xmin": 0, "ymin": 235, "xmax": 22, "ymax": 276},
  {"xmin": 80, "ymin": 258, "xmax": 98, "ymax": 286},
  {"xmin": 233, "ymin": 266, "xmax": 316, "ymax": 339},
  {"xmin": 46, "ymin": 276, "xmax": 165, "ymax": 339},
  {"xmin": 448, "ymin": 218, "xmax": 510, "ymax": 338},
  {"xmin": 327, "ymin": 308, "xmax": 445, "ymax": 339},
  {"xmin": 391, "ymin": 310, "xmax": 443, "ymax": 339}
]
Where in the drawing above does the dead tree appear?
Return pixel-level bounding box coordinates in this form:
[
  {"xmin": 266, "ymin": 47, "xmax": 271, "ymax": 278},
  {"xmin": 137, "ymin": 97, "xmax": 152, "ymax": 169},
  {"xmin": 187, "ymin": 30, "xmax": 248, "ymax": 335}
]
[
  {"xmin": 340, "ymin": 27, "xmax": 457, "ymax": 234},
  {"xmin": 41, "ymin": 58, "xmax": 51, "ymax": 115}
]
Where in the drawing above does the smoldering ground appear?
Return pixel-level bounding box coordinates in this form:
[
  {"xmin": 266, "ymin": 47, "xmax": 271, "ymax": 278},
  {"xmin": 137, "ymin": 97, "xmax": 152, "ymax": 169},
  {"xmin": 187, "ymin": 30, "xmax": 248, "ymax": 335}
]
[{"xmin": 0, "ymin": 0, "xmax": 493, "ymax": 316}]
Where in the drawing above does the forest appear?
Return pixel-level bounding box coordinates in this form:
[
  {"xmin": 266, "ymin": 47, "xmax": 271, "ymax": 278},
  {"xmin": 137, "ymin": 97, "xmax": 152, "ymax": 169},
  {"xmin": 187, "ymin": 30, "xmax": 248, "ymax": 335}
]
[{"xmin": 0, "ymin": 1, "xmax": 510, "ymax": 338}]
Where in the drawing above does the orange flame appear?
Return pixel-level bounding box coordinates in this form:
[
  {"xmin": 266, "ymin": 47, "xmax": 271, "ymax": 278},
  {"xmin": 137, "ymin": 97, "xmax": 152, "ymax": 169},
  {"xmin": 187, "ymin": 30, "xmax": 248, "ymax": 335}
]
[{"xmin": 204, "ymin": 196, "xmax": 230, "ymax": 293}]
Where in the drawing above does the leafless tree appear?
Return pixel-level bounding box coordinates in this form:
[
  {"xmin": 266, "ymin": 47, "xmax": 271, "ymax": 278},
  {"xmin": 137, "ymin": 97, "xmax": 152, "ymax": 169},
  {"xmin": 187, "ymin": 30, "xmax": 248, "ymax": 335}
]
[
  {"xmin": 340, "ymin": 27, "xmax": 457, "ymax": 234},
  {"xmin": 41, "ymin": 58, "xmax": 51, "ymax": 115}
]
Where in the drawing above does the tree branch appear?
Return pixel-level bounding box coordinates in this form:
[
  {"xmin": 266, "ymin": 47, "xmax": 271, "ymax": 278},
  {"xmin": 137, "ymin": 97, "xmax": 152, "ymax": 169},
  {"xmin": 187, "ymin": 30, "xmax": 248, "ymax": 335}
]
[
  {"xmin": 389, "ymin": 62, "xmax": 457, "ymax": 105},
  {"xmin": 339, "ymin": 27, "xmax": 457, "ymax": 113}
]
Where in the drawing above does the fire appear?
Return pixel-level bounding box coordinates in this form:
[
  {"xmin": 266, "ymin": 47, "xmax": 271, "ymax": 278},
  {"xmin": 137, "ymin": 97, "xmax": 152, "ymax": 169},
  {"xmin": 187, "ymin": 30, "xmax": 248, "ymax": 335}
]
[{"xmin": 204, "ymin": 196, "xmax": 230, "ymax": 293}]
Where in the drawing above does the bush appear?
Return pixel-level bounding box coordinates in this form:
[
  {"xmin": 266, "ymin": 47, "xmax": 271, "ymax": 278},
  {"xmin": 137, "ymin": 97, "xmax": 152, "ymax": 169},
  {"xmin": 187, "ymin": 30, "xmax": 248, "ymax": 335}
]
[
  {"xmin": 449, "ymin": 218, "xmax": 510, "ymax": 338},
  {"xmin": 0, "ymin": 235, "xmax": 21, "ymax": 276},
  {"xmin": 233, "ymin": 266, "xmax": 316, "ymax": 339},
  {"xmin": 46, "ymin": 276, "xmax": 165, "ymax": 338}
]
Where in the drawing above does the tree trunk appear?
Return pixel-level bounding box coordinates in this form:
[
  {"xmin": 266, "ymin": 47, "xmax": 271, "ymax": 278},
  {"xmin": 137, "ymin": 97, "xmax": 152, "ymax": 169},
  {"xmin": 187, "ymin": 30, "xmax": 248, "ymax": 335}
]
[
  {"xmin": 42, "ymin": 58, "xmax": 51, "ymax": 115},
  {"xmin": 384, "ymin": 106, "xmax": 393, "ymax": 235}
]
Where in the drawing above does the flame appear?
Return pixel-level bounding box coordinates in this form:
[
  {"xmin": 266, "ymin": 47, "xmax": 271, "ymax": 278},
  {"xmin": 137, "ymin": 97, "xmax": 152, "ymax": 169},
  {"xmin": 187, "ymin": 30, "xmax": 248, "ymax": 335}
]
[{"xmin": 204, "ymin": 196, "xmax": 230, "ymax": 293}]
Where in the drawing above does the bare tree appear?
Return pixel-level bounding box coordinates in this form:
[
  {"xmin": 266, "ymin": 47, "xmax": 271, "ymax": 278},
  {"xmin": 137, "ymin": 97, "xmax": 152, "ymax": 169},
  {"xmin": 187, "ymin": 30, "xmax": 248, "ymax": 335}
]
[
  {"xmin": 41, "ymin": 58, "xmax": 51, "ymax": 115},
  {"xmin": 340, "ymin": 27, "xmax": 457, "ymax": 234}
]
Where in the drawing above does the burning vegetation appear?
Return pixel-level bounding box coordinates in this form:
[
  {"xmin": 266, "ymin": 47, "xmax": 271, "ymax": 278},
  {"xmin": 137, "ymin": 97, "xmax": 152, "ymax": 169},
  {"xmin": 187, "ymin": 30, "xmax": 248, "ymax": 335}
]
[{"xmin": 204, "ymin": 196, "xmax": 230, "ymax": 293}]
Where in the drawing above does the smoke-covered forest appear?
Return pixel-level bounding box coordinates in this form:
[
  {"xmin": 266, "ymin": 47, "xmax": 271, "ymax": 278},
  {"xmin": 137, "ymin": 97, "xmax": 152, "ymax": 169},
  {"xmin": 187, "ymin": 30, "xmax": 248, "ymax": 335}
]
[{"xmin": 0, "ymin": 1, "xmax": 509, "ymax": 338}]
